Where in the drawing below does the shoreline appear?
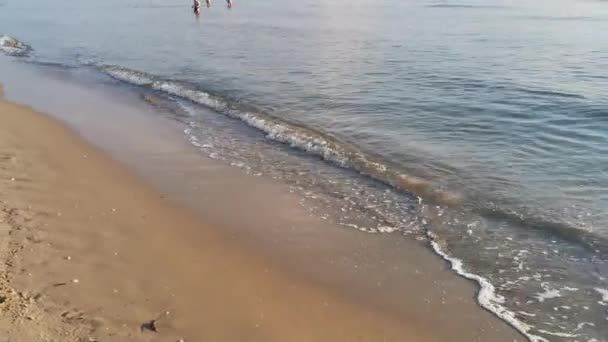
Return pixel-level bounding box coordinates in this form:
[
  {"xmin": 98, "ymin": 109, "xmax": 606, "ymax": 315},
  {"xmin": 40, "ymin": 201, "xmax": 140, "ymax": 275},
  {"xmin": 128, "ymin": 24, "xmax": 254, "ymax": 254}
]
[
  {"xmin": 0, "ymin": 59, "xmax": 524, "ymax": 341},
  {"xmin": 0, "ymin": 98, "xmax": 429, "ymax": 341},
  {"xmin": 2, "ymin": 0, "xmax": 608, "ymax": 338}
]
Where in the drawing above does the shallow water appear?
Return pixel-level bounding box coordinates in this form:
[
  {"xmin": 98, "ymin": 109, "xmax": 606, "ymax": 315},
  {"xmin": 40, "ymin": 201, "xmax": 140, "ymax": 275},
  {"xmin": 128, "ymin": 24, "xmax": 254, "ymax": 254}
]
[{"xmin": 2, "ymin": 0, "xmax": 608, "ymax": 340}]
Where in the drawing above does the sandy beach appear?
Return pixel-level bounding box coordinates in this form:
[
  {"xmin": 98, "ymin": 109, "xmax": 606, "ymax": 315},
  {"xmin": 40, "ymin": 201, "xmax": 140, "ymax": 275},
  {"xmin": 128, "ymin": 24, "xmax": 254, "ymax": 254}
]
[
  {"xmin": 0, "ymin": 98, "xmax": 431, "ymax": 341},
  {"xmin": 0, "ymin": 65, "xmax": 525, "ymax": 342}
]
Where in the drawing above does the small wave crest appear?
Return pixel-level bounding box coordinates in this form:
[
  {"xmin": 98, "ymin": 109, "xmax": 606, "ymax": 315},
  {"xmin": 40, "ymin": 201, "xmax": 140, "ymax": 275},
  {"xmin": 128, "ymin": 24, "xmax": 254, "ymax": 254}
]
[
  {"xmin": 98, "ymin": 65, "xmax": 460, "ymax": 204},
  {"xmin": 0, "ymin": 35, "xmax": 32, "ymax": 56},
  {"xmin": 98, "ymin": 65, "xmax": 607, "ymax": 257},
  {"xmin": 479, "ymin": 205, "xmax": 608, "ymax": 256},
  {"xmin": 426, "ymin": 4, "xmax": 507, "ymax": 9}
]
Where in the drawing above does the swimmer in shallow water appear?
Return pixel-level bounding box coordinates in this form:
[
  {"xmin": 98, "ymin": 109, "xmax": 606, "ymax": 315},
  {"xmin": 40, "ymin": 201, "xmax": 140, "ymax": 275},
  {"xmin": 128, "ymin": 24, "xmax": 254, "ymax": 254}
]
[
  {"xmin": 192, "ymin": 0, "xmax": 201, "ymax": 13},
  {"xmin": 226, "ymin": 0, "xmax": 232, "ymax": 8}
]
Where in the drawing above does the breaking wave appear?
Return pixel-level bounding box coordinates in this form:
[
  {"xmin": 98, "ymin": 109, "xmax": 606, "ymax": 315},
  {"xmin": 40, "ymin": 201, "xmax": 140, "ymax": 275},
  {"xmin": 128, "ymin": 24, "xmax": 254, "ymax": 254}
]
[
  {"xmin": 99, "ymin": 65, "xmax": 456, "ymax": 201},
  {"xmin": 0, "ymin": 35, "xmax": 32, "ymax": 56},
  {"xmin": 98, "ymin": 64, "xmax": 608, "ymax": 257}
]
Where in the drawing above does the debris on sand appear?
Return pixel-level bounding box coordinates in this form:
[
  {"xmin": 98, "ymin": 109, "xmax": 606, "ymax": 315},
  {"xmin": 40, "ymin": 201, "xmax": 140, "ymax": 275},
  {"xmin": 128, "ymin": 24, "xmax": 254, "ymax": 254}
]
[
  {"xmin": 140, "ymin": 310, "xmax": 170, "ymax": 333},
  {"xmin": 140, "ymin": 320, "xmax": 158, "ymax": 333}
]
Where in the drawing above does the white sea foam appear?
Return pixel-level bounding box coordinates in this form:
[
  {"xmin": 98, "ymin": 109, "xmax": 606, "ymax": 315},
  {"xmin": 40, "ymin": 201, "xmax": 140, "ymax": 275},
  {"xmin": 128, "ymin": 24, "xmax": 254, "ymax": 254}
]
[
  {"xmin": 562, "ymin": 286, "xmax": 579, "ymax": 292},
  {"xmin": 377, "ymin": 226, "xmax": 398, "ymax": 233},
  {"xmin": 102, "ymin": 66, "xmax": 155, "ymax": 86},
  {"xmin": 595, "ymin": 288, "xmax": 608, "ymax": 302},
  {"xmin": 339, "ymin": 223, "xmax": 378, "ymax": 234},
  {"xmin": 535, "ymin": 329, "xmax": 579, "ymax": 338},
  {"xmin": 0, "ymin": 35, "xmax": 31, "ymax": 56},
  {"xmin": 104, "ymin": 67, "xmax": 349, "ymax": 163},
  {"xmin": 574, "ymin": 322, "xmax": 594, "ymax": 331},
  {"xmin": 535, "ymin": 287, "xmax": 562, "ymax": 302},
  {"xmin": 153, "ymin": 81, "xmax": 227, "ymax": 110},
  {"xmin": 427, "ymin": 231, "xmax": 548, "ymax": 342},
  {"xmin": 98, "ymin": 65, "xmax": 439, "ymax": 202}
]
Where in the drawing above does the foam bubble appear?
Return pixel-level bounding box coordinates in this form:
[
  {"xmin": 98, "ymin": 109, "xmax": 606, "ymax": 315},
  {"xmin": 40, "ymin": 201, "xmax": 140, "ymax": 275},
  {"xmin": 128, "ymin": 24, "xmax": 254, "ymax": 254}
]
[
  {"xmin": 574, "ymin": 322, "xmax": 594, "ymax": 331},
  {"xmin": 535, "ymin": 329, "xmax": 579, "ymax": 338},
  {"xmin": 377, "ymin": 226, "xmax": 398, "ymax": 233},
  {"xmin": 535, "ymin": 287, "xmax": 562, "ymax": 302},
  {"xmin": 595, "ymin": 288, "xmax": 608, "ymax": 302},
  {"xmin": 562, "ymin": 286, "xmax": 579, "ymax": 292}
]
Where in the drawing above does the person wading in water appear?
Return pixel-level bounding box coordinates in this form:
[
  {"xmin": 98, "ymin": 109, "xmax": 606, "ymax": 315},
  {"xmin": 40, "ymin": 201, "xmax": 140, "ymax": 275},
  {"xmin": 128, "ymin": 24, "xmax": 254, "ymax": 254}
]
[{"xmin": 192, "ymin": 0, "xmax": 201, "ymax": 14}]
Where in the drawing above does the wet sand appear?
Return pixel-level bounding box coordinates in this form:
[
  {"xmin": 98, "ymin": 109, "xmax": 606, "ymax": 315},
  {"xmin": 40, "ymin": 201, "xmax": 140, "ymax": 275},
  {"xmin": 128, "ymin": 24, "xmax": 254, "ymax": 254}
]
[{"xmin": 0, "ymin": 59, "xmax": 524, "ymax": 342}]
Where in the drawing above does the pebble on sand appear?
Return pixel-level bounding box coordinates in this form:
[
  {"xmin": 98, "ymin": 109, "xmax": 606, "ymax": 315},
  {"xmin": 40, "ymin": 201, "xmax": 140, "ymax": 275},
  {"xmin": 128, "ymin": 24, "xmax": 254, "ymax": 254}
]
[{"xmin": 72, "ymin": 278, "xmax": 79, "ymax": 283}]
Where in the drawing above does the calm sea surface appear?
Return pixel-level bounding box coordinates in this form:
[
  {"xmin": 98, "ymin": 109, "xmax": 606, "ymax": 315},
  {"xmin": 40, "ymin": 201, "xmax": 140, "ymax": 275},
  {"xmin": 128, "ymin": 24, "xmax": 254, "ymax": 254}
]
[{"xmin": 2, "ymin": 0, "xmax": 608, "ymax": 340}]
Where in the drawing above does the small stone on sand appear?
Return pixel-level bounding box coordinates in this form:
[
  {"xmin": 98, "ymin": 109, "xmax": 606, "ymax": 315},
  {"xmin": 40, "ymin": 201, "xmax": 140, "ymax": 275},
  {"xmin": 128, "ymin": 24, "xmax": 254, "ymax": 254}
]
[
  {"xmin": 140, "ymin": 320, "xmax": 158, "ymax": 333},
  {"xmin": 65, "ymin": 256, "xmax": 71, "ymax": 261},
  {"xmin": 72, "ymin": 278, "xmax": 79, "ymax": 283}
]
